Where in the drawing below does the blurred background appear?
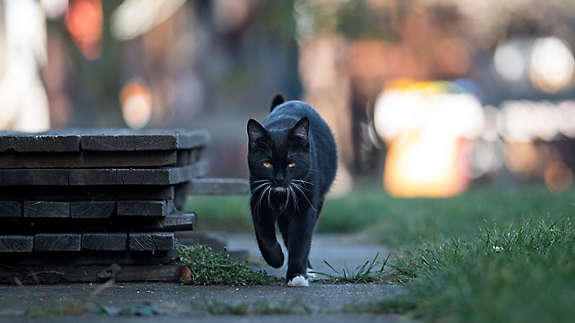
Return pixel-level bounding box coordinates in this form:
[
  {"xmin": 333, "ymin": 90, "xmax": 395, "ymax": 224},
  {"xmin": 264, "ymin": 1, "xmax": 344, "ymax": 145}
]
[{"xmin": 2, "ymin": 0, "xmax": 575, "ymax": 197}]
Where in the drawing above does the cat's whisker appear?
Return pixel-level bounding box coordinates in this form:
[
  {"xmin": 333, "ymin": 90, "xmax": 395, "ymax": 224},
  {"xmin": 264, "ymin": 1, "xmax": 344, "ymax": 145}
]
[
  {"xmin": 292, "ymin": 183, "xmax": 316, "ymax": 211},
  {"xmin": 284, "ymin": 187, "xmax": 290, "ymax": 210},
  {"xmin": 266, "ymin": 186, "xmax": 272, "ymax": 209},
  {"xmin": 292, "ymin": 182, "xmax": 312, "ymax": 192},
  {"xmin": 250, "ymin": 182, "xmax": 270, "ymax": 193},
  {"xmin": 292, "ymin": 179, "xmax": 313, "ymax": 186},
  {"xmin": 256, "ymin": 185, "xmax": 270, "ymax": 217},
  {"xmin": 289, "ymin": 185, "xmax": 299, "ymax": 211}
]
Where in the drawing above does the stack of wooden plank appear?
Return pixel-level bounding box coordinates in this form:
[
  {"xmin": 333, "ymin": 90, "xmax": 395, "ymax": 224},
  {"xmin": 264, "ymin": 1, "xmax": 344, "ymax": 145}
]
[{"xmin": 0, "ymin": 129, "xmax": 209, "ymax": 274}]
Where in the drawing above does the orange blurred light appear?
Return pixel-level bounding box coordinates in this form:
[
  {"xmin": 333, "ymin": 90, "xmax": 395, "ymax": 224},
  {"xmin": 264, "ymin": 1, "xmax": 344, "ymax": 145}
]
[
  {"xmin": 384, "ymin": 131, "xmax": 467, "ymax": 198},
  {"xmin": 65, "ymin": 0, "xmax": 102, "ymax": 60},
  {"xmin": 120, "ymin": 82, "xmax": 152, "ymax": 129},
  {"xmin": 544, "ymin": 161, "xmax": 573, "ymax": 192}
]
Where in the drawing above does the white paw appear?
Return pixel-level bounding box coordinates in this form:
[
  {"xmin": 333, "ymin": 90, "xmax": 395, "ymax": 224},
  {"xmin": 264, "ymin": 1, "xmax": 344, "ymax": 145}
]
[
  {"xmin": 306, "ymin": 268, "xmax": 316, "ymax": 279},
  {"xmin": 287, "ymin": 275, "xmax": 309, "ymax": 287}
]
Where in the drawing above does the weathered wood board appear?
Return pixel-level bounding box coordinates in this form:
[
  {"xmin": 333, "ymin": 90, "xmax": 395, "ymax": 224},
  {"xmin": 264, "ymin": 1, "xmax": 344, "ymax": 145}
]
[
  {"xmin": 70, "ymin": 201, "xmax": 116, "ymax": 218},
  {"xmin": 34, "ymin": 233, "xmax": 81, "ymax": 251},
  {"xmin": 82, "ymin": 233, "xmax": 128, "ymax": 251},
  {"xmin": 129, "ymin": 232, "xmax": 175, "ymax": 251},
  {"xmin": 0, "ymin": 212, "xmax": 196, "ymax": 234},
  {"xmin": 0, "ymin": 201, "xmax": 21, "ymax": 217},
  {"xmin": 0, "ymin": 129, "xmax": 209, "ymax": 152},
  {"xmin": 117, "ymin": 200, "xmax": 175, "ymax": 217},
  {"xmin": 0, "ymin": 160, "xmax": 208, "ymax": 186},
  {"xmin": 0, "ymin": 185, "xmax": 176, "ymax": 201},
  {"xmin": 0, "ymin": 264, "xmax": 182, "ymax": 284},
  {"xmin": 0, "ymin": 235, "xmax": 33, "ymax": 252},
  {"xmin": 23, "ymin": 201, "xmax": 70, "ymax": 218}
]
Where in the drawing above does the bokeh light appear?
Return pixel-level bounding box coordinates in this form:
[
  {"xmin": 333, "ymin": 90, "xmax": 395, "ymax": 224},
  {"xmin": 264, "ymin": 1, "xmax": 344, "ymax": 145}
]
[
  {"xmin": 529, "ymin": 37, "xmax": 575, "ymax": 93},
  {"xmin": 120, "ymin": 82, "xmax": 152, "ymax": 129}
]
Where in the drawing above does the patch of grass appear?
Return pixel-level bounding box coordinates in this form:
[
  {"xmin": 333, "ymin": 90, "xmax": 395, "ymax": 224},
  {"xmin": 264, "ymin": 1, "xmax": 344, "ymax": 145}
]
[
  {"xmin": 344, "ymin": 298, "xmax": 417, "ymax": 314},
  {"xmin": 336, "ymin": 186, "xmax": 575, "ymax": 247},
  {"xmin": 196, "ymin": 299, "xmax": 312, "ymax": 315},
  {"xmin": 26, "ymin": 301, "xmax": 88, "ymax": 318},
  {"xmin": 391, "ymin": 217, "xmax": 575, "ymax": 323},
  {"xmin": 313, "ymin": 253, "xmax": 392, "ymax": 284},
  {"xmin": 176, "ymin": 243, "xmax": 279, "ymax": 285},
  {"xmin": 185, "ymin": 186, "xmax": 575, "ymax": 242},
  {"xmin": 184, "ymin": 196, "xmax": 252, "ymax": 232}
]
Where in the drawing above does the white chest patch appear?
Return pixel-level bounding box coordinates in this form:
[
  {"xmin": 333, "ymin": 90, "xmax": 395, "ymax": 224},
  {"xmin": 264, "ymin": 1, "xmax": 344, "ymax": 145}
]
[{"xmin": 287, "ymin": 275, "xmax": 309, "ymax": 287}]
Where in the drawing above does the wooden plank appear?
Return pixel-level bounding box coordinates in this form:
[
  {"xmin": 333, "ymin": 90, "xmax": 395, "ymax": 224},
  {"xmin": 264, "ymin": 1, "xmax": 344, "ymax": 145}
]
[
  {"xmin": 71, "ymin": 201, "xmax": 115, "ymax": 218},
  {"xmin": 0, "ymin": 201, "xmax": 21, "ymax": 217},
  {"xmin": 0, "ymin": 212, "xmax": 192, "ymax": 234},
  {"xmin": 69, "ymin": 162, "xmax": 206, "ymax": 185},
  {"xmin": 0, "ymin": 150, "xmax": 180, "ymax": 168},
  {"xmin": 0, "ymin": 169, "xmax": 69, "ymax": 186},
  {"xmin": 34, "ymin": 233, "xmax": 81, "ymax": 251},
  {"xmin": 23, "ymin": 201, "xmax": 69, "ymax": 218},
  {"xmin": 116, "ymin": 200, "xmax": 172, "ymax": 217},
  {"xmin": 0, "ymin": 264, "xmax": 181, "ymax": 284},
  {"xmin": 0, "ymin": 185, "xmax": 175, "ymax": 201},
  {"xmin": 0, "ymin": 162, "xmax": 205, "ymax": 186},
  {"xmin": 141, "ymin": 212, "xmax": 196, "ymax": 231},
  {"xmin": 129, "ymin": 232, "xmax": 174, "ymax": 251},
  {"xmin": 0, "ymin": 235, "xmax": 33, "ymax": 252},
  {"xmin": 82, "ymin": 233, "xmax": 127, "ymax": 251},
  {"xmin": 189, "ymin": 178, "xmax": 249, "ymax": 195},
  {"xmin": 0, "ymin": 130, "xmax": 80, "ymax": 152},
  {"xmin": 80, "ymin": 129, "xmax": 209, "ymax": 151},
  {"xmin": 0, "ymin": 251, "xmax": 177, "ymax": 266}
]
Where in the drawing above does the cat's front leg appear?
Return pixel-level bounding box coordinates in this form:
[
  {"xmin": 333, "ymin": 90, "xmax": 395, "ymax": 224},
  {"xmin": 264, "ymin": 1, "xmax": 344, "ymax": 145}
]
[
  {"xmin": 251, "ymin": 208, "xmax": 284, "ymax": 268},
  {"xmin": 286, "ymin": 207, "xmax": 316, "ymax": 287}
]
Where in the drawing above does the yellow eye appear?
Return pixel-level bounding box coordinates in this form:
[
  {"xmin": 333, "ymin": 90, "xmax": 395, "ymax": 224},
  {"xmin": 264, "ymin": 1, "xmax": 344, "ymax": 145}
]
[
  {"xmin": 263, "ymin": 162, "xmax": 272, "ymax": 168},
  {"xmin": 288, "ymin": 163, "xmax": 296, "ymax": 168}
]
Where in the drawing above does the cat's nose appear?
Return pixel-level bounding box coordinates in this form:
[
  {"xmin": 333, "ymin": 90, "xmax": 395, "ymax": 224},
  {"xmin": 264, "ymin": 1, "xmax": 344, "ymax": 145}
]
[
  {"xmin": 272, "ymin": 186, "xmax": 287, "ymax": 193},
  {"xmin": 273, "ymin": 173, "xmax": 285, "ymax": 185}
]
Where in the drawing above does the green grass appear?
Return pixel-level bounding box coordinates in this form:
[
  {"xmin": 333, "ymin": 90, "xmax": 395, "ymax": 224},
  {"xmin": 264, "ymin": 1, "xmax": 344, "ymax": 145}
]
[
  {"xmin": 185, "ymin": 186, "xmax": 575, "ymax": 322},
  {"xmin": 185, "ymin": 186, "xmax": 575, "ymax": 243},
  {"xmin": 176, "ymin": 244, "xmax": 279, "ymax": 285},
  {"xmin": 392, "ymin": 217, "xmax": 575, "ymax": 323},
  {"xmin": 313, "ymin": 253, "xmax": 392, "ymax": 284}
]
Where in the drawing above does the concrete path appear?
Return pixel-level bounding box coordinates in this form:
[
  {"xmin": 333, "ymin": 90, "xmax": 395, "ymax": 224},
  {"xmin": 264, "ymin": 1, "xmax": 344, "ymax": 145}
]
[
  {"xmin": 224, "ymin": 233, "xmax": 391, "ymax": 280},
  {"xmin": 0, "ymin": 234, "xmax": 404, "ymax": 323}
]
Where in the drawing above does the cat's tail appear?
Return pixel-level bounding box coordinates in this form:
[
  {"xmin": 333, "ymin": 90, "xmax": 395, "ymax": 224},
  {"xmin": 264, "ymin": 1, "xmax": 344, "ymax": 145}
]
[{"xmin": 270, "ymin": 93, "xmax": 286, "ymax": 112}]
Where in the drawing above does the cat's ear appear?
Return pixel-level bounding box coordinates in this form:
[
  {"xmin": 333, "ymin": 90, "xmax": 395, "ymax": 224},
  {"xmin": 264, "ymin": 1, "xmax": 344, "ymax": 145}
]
[
  {"xmin": 270, "ymin": 93, "xmax": 285, "ymax": 112},
  {"xmin": 289, "ymin": 117, "xmax": 309, "ymax": 143},
  {"xmin": 247, "ymin": 119, "xmax": 267, "ymax": 145}
]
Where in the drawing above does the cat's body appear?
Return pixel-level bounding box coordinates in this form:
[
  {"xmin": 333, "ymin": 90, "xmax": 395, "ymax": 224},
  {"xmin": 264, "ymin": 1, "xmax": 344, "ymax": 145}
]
[{"xmin": 247, "ymin": 95, "xmax": 337, "ymax": 287}]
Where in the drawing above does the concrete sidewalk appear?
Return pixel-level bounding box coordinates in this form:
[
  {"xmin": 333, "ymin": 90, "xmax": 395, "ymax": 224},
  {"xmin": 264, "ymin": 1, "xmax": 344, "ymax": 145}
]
[
  {"xmin": 0, "ymin": 234, "xmax": 404, "ymax": 323},
  {"xmin": 224, "ymin": 232, "xmax": 391, "ymax": 280}
]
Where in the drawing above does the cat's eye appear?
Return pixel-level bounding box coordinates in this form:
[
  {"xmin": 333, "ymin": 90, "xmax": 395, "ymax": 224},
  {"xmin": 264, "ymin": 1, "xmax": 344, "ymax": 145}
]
[
  {"xmin": 288, "ymin": 163, "xmax": 296, "ymax": 168},
  {"xmin": 263, "ymin": 162, "xmax": 272, "ymax": 168}
]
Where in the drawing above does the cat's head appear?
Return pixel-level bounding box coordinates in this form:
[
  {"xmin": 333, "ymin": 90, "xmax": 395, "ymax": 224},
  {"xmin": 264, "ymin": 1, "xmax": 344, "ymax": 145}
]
[{"xmin": 246, "ymin": 117, "xmax": 310, "ymax": 191}]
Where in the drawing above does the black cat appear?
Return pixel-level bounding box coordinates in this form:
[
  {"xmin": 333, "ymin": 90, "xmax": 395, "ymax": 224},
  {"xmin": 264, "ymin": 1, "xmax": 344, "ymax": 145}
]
[{"xmin": 247, "ymin": 94, "xmax": 337, "ymax": 286}]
